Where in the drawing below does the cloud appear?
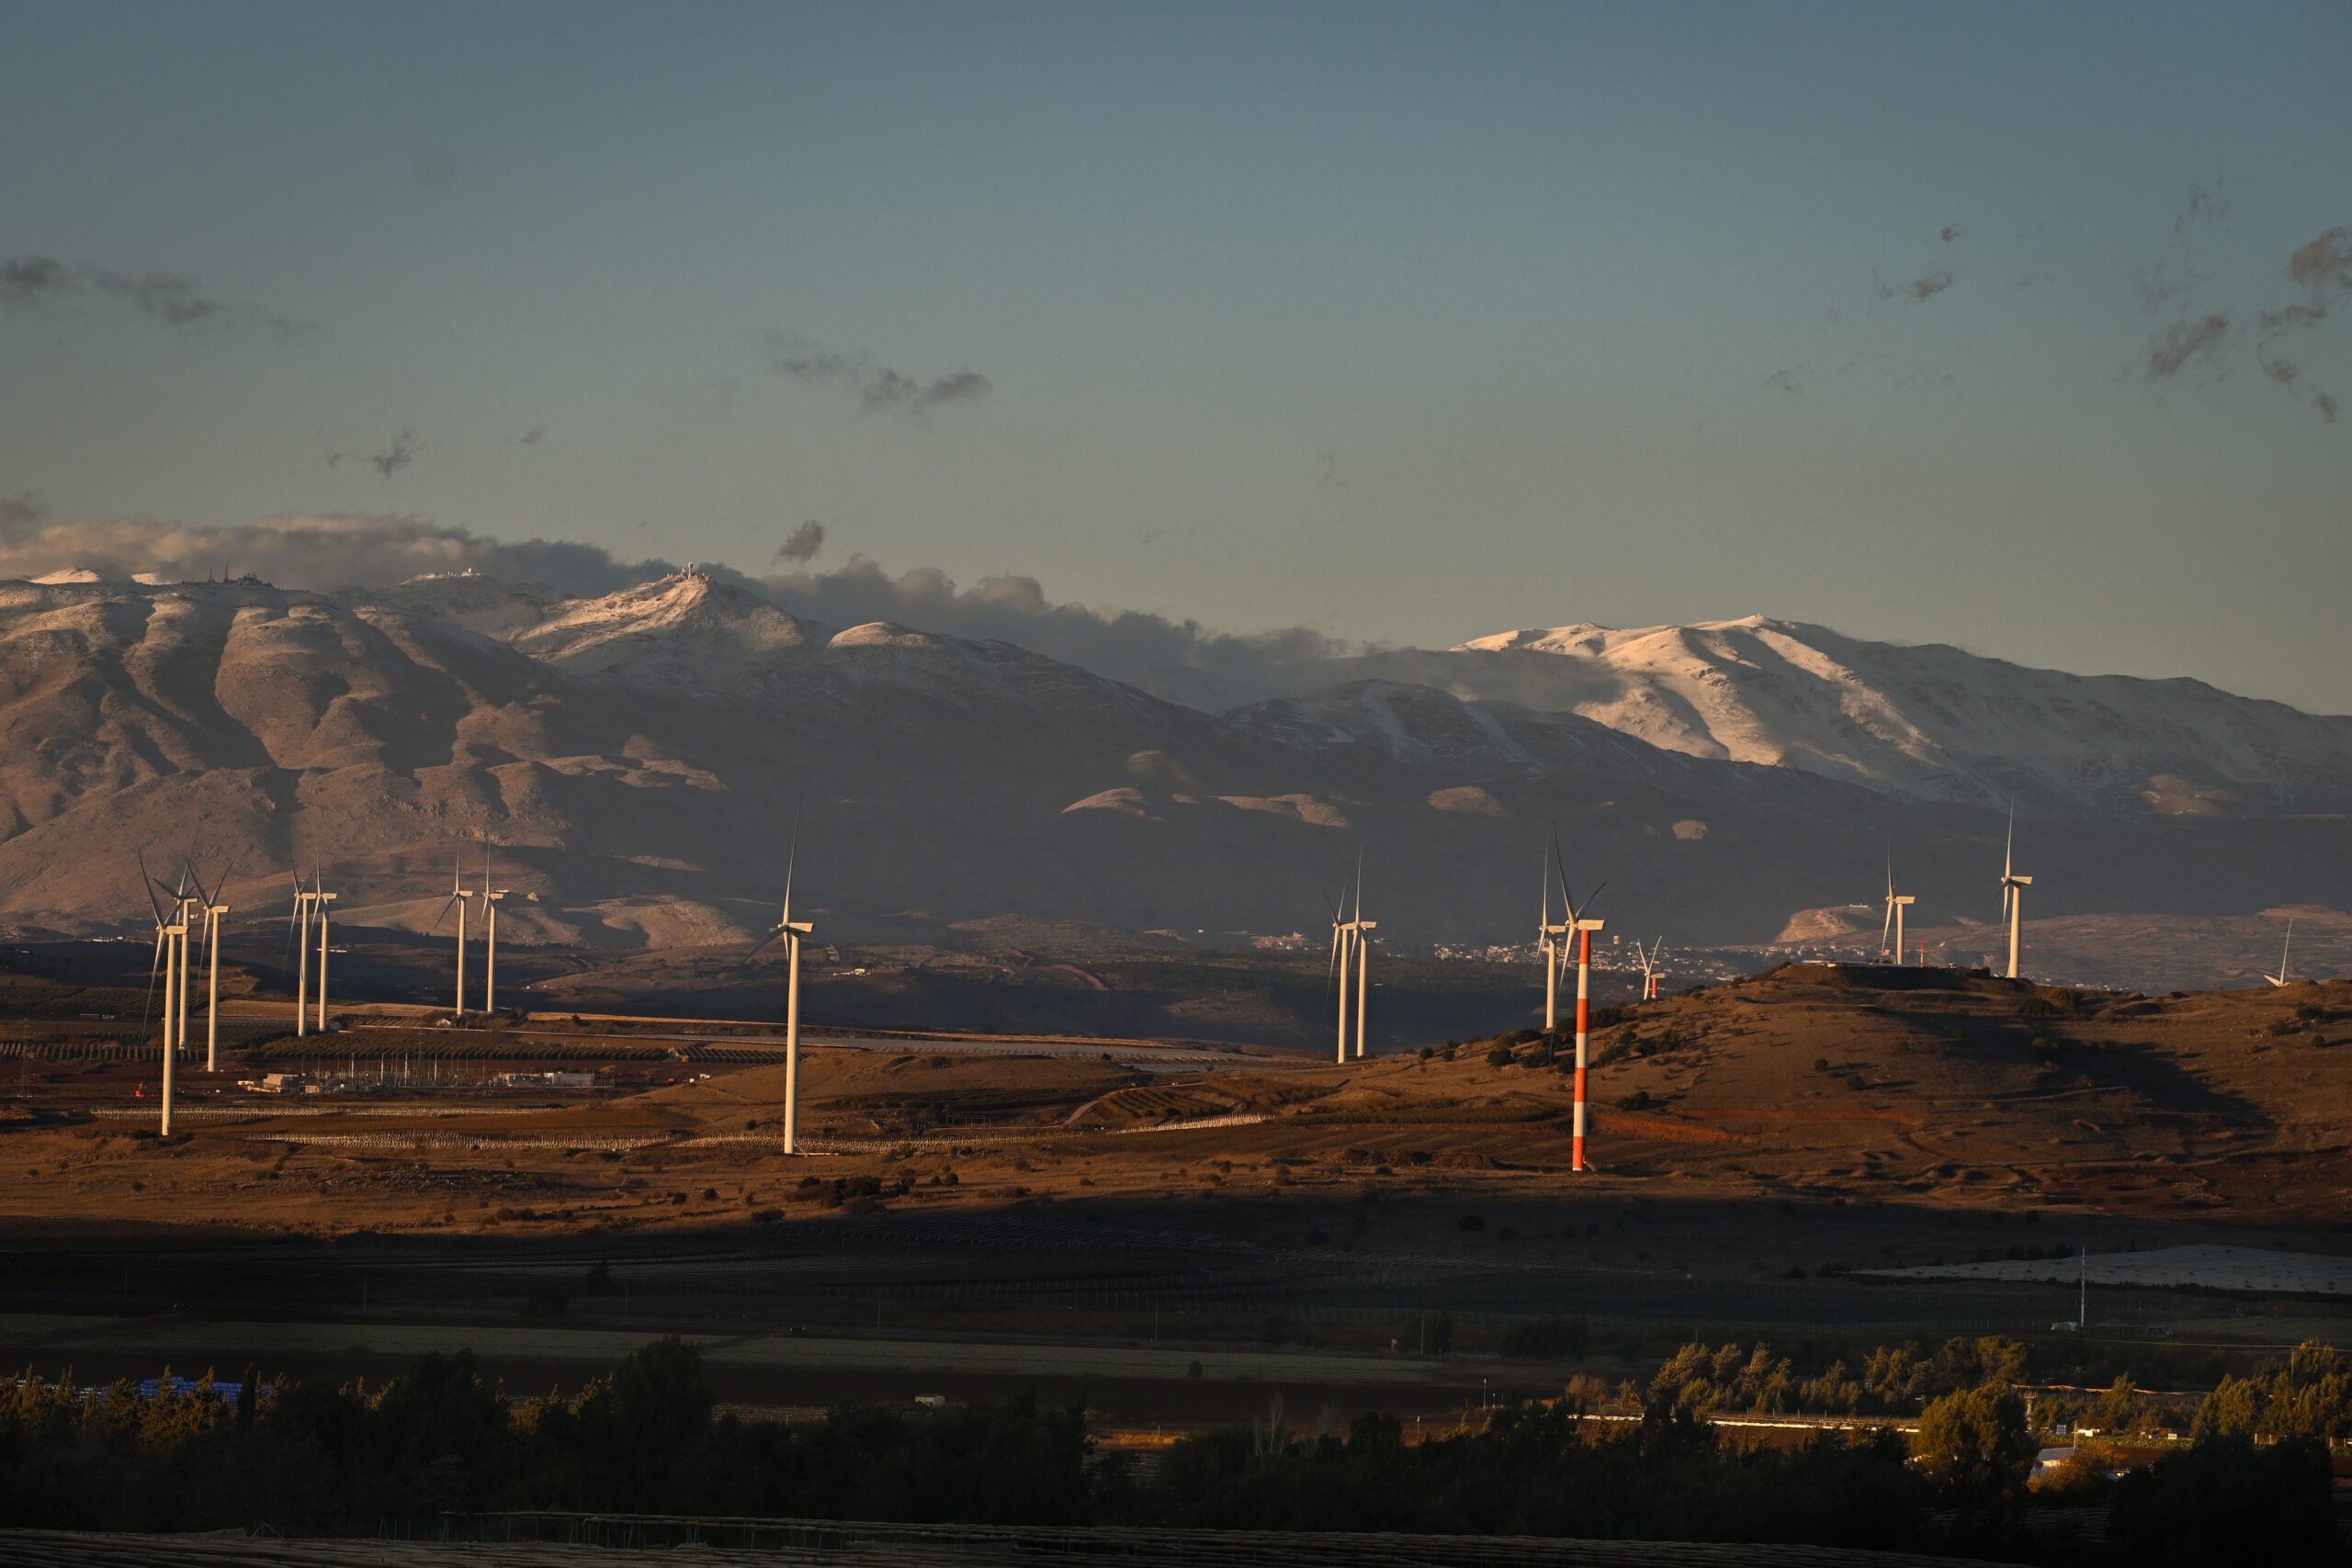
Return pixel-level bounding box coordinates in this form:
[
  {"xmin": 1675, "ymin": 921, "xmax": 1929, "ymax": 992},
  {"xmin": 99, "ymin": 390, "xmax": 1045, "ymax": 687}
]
[
  {"xmin": 774, "ymin": 520, "xmax": 825, "ymax": 564},
  {"xmin": 755, "ymin": 555, "xmax": 1345, "ymax": 697},
  {"xmin": 0, "ymin": 491, "xmax": 45, "ymax": 540},
  {"xmin": 371, "ymin": 428, "xmax": 418, "ymax": 479},
  {"xmin": 2254, "ymin": 226, "xmax": 2352, "ymax": 423},
  {"xmin": 0, "ymin": 513, "xmax": 677, "ymax": 599},
  {"xmin": 2144, "ymin": 313, "xmax": 2232, "ymax": 381},
  {"xmin": 1872, "ymin": 269, "xmax": 1955, "ymax": 303},
  {"xmin": 0, "ymin": 512, "xmax": 1348, "ymax": 705},
  {"xmin": 0, "ymin": 254, "xmax": 312, "ymax": 341},
  {"xmin": 763, "ymin": 331, "xmax": 993, "ymax": 420}
]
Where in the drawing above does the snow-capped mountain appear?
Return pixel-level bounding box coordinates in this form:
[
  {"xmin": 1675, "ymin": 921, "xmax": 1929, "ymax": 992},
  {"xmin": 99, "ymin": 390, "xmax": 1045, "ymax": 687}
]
[
  {"xmin": 1260, "ymin": 615, "xmax": 2352, "ymax": 818},
  {"xmin": 1, "ymin": 573, "xmax": 2344, "ymax": 950}
]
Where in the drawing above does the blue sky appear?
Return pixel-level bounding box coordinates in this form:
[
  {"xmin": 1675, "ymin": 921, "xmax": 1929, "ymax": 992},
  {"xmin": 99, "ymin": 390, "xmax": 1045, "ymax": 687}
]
[{"xmin": 4, "ymin": 0, "xmax": 2347, "ymax": 710}]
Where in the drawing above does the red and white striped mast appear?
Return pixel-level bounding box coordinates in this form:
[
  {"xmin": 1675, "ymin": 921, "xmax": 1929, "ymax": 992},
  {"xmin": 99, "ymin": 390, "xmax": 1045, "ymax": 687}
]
[{"xmin": 1550, "ymin": 832, "xmax": 1606, "ymax": 1173}]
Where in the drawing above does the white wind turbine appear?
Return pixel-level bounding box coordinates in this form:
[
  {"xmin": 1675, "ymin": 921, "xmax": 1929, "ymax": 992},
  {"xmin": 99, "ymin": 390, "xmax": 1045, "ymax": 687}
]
[
  {"xmin": 1550, "ymin": 837, "xmax": 1606, "ymax": 1173},
  {"xmin": 763, "ymin": 828, "xmax": 815, "ymax": 1154},
  {"xmin": 1634, "ymin": 936, "xmax": 1668, "ymax": 1001},
  {"xmin": 2264, "ymin": 918, "xmax": 2295, "ymax": 988},
  {"xmin": 137, "ymin": 854, "xmax": 188, "ymax": 1135},
  {"xmin": 434, "ymin": 847, "xmax": 479, "ymax": 1014},
  {"xmin": 305, "ymin": 867, "xmax": 337, "ymax": 1032},
  {"xmin": 481, "ymin": 832, "xmax": 509, "ymax": 1016},
  {"xmin": 1879, "ymin": 846, "xmax": 1916, "ymax": 965},
  {"xmin": 1329, "ymin": 857, "xmax": 1376, "ymax": 1062},
  {"xmin": 1536, "ymin": 847, "xmax": 1571, "ymax": 1031},
  {"xmin": 195, "ymin": 863, "xmax": 232, "ymax": 1072},
  {"xmin": 1998, "ymin": 798, "xmax": 2033, "ymax": 981}
]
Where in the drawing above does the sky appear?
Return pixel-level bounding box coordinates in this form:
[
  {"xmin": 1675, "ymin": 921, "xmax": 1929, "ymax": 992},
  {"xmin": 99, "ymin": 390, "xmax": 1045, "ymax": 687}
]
[{"xmin": 3, "ymin": 0, "xmax": 2348, "ymax": 712}]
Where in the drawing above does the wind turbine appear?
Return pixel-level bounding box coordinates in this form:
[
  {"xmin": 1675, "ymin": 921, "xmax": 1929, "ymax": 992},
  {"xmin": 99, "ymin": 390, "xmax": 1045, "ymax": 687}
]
[
  {"xmin": 1879, "ymin": 845, "xmax": 1916, "ymax": 965},
  {"xmin": 307, "ymin": 868, "xmax": 336, "ymax": 1032},
  {"xmin": 1551, "ymin": 838, "xmax": 1606, "ymax": 1173},
  {"xmin": 137, "ymin": 854, "xmax": 187, "ymax": 1136},
  {"xmin": 481, "ymin": 832, "xmax": 508, "ymax": 1016},
  {"xmin": 1998, "ymin": 798, "xmax": 2033, "ymax": 981},
  {"xmin": 434, "ymin": 847, "xmax": 478, "ymax": 1014},
  {"xmin": 765, "ymin": 827, "xmax": 815, "ymax": 1154},
  {"xmin": 2264, "ymin": 918, "xmax": 2295, "ymax": 988},
  {"xmin": 1634, "ymin": 937, "xmax": 1668, "ymax": 1001},
  {"xmin": 1536, "ymin": 843, "xmax": 1571, "ymax": 1031},
  {"xmin": 197, "ymin": 863, "xmax": 232, "ymax": 1072},
  {"xmin": 1328, "ymin": 855, "xmax": 1375, "ymax": 1062},
  {"xmin": 288, "ymin": 871, "xmax": 315, "ymax": 1037}
]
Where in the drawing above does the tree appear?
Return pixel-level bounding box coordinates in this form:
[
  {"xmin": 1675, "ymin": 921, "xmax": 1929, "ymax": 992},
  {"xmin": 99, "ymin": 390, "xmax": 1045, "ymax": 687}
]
[
  {"xmin": 1912, "ymin": 1383, "xmax": 2032, "ymax": 1546},
  {"xmin": 2090, "ymin": 1373, "xmax": 2142, "ymax": 1436}
]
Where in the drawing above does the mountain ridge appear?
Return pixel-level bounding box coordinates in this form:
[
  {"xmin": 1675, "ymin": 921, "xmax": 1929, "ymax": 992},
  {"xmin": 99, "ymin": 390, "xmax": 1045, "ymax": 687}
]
[{"xmin": 2, "ymin": 570, "xmax": 2345, "ymax": 957}]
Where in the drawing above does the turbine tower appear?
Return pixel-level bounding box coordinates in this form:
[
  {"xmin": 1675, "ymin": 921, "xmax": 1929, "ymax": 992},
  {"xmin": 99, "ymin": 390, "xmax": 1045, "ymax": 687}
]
[
  {"xmin": 768, "ymin": 829, "xmax": 815, "ymax": 1154},
  {"xmin": 288, "ymin": 872, "xmax": 315, "ymax": 1038},
  {"xmin": 2264, "ymin": 918, "xmax": 2295, "ymax": 988},
  {"xmin": 309, "ymin": 868, "xmax": 336, "ymax": 1032},
  {"xmin": 138, "ymin": 854, "xmax": 187, "ymax": 1136},
  {"xmin": 1998, "ymin": 798, "xmax": 2034, "ymax": 980},
  {"xmin": 1347, "ymin": 861, "xmax": 1375, "ymax": 1060},
  {"xmin": 1551, "ymin": 839, "xmax": 1606, "ymax": 1173},
  {"xmin": 481, "ymin": 833, "xmax": 508, "ymax": 1016},
  {"xmin": 1879, "ymin": 847, "xmax": 1917, "ymax": 965},
  {"xmin": 435, "ymin": 848, "xmax": 478, "ymax": 1014}
]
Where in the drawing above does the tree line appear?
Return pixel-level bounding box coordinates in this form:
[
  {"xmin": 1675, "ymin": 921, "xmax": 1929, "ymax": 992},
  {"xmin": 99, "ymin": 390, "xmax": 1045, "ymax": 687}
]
[{"xmin": 1, "ymin": 1337, "xmax": 2340, "ymax": 1566}]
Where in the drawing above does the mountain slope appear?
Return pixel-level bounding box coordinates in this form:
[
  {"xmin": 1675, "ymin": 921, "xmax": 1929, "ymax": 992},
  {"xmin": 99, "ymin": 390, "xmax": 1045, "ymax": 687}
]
[{"xmin": 1271, "ymin": 615, "xmax": 2352, "ymax": 817}]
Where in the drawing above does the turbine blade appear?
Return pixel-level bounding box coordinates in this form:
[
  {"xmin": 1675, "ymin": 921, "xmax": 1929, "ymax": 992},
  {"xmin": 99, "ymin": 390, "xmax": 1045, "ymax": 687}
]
[
  {"xmin": 1352, "ymin": 850, "xmax": 1363, "ymax": 922},
  {"xmin": 136, "ymin": 851, "xmax": 167, "ymax": 928},
  {"xmin": 141, "ymin": 927, "xmax": 163, "ymax": 1032},
  {"xmin": 1549, "ymin": 828, "xmax": 1572, "ymax": 920},
  {"xmin": 780, "ymin": 815, "xmax": 800, "ymax": 930},
  {"xmin": 1879, "ymin": 900, "xmax": 1894, "ymax": 952}
]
